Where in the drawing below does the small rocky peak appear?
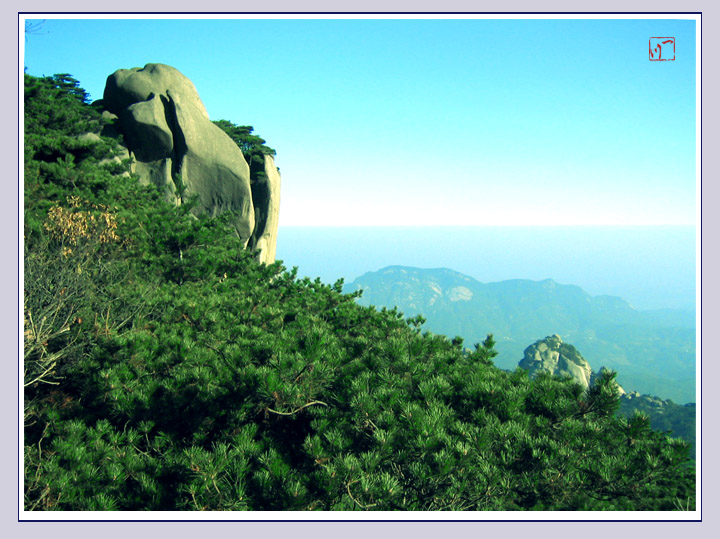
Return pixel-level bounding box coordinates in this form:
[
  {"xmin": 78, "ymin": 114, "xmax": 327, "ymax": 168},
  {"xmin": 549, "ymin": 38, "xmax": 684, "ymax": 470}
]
[{"xmin": 518, "ymin": 334, "xmax": 593, "ymax": 389}]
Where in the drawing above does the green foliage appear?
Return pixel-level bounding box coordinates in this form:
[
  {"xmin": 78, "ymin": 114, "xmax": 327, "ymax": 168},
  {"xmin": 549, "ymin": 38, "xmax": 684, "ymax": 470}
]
[
  {"xmin": 619, "ymin": 395, "xmax": 696, "ymax": 459},
  {"xmin": 23, "ymin": 73, "xmax": 696, "ymax": 512},
  {"xmin": 212, "ymin": 120, "xmax": 276, "ymax": 181}
]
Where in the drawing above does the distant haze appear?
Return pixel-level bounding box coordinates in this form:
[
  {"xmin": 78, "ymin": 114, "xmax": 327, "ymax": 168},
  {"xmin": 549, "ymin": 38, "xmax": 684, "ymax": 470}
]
[{"xmin": 276, "ymin": 225, "xmax": 696, "ymax": 312}]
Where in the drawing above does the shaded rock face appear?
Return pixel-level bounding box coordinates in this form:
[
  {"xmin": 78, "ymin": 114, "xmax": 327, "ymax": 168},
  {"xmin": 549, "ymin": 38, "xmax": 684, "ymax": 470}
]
[
  {"xmin": 519, "ymin": 334, "xmax": 593, "ymax": 389},
  {"xmin": 246, "ymin": 154, "xmax": 281, "ymax": 265},
  {"xmin": 102, "ymin": 63, "xmax": 279, "ymax": 262}
]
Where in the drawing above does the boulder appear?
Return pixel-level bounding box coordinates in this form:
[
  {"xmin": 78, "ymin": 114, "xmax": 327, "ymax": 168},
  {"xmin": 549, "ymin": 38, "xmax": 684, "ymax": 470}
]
[
  {"xmin": 518, "ymin": 335, "xmax": 626, "ymax": 395},
  {"xmin": 518, "ymin": 334, "xmax": 593, "ymax": 389},
  {"xmin": 101, "ymin": 63, "xmax": 278, "ymax": 258}
]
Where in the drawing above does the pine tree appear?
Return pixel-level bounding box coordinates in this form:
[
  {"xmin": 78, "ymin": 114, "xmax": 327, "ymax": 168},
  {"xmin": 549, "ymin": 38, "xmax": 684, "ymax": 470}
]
[{"xmin": 23, "ymin": 73, "xmax": 696, "ymax": 512}]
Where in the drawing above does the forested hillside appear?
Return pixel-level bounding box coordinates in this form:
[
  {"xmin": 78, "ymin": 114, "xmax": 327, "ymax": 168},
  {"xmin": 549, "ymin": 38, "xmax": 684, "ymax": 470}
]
[
  {"xmin": 23, "ymin": 72, "xmax": 695, "ymax": 511},
  {"xmin": 618, "ymin": 395, "xmax": 696, "ymax": 459}
]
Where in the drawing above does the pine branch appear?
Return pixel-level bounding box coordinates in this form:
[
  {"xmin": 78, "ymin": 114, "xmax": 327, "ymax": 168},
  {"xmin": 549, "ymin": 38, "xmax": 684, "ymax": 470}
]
[{"xmin": 266, "ymin": 400, "xmax": 328, "ymax": 416}]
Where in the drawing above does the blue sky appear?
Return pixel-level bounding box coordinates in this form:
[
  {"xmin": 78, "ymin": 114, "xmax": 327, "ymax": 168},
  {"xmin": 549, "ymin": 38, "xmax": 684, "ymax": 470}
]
[{"xmin": 22, "ymin": 16, "xmax": 698, "ymax": 227}]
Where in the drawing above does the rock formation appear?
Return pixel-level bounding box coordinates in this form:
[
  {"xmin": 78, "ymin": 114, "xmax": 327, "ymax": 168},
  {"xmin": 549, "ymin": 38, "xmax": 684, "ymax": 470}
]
[
  {"xmin": 518, "ymin": 334, "xmax": 626, "ymax": 394},
  {"xmin": 518, "ymin": 334, "xmax": 594, "ymax": 389},
  {"xmin": 246, "ymin": 154, "xmax": 281, "ymax": 265},
  {"xmin": 100, "ymin": 63, "xmax": 280, "ymax": 263}
]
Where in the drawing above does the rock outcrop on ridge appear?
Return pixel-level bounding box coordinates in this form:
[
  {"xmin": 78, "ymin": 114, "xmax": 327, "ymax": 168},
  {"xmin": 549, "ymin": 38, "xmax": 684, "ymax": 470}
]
[
  {"xmin": 518, "ymin": 334, "xmax": 594, "ymax": 389},
  {"xmin": 100, "ymin": 63, "xmax": 280, "ymax": 263},
  {"xmin": 518, "ymin": 334, "xmax": 626, "ymax": 394}
]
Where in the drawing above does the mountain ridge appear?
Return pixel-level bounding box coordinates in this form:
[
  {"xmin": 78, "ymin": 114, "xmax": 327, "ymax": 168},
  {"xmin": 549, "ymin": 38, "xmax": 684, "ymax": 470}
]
[{"xmin": 346, "ymin": 265, "xmax": 696, "ymax": 403}]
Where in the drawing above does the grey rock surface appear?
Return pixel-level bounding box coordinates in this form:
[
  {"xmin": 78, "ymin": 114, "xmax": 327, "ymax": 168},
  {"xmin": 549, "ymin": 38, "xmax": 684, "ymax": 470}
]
[
  {"xmin": 518, "ymin": 334, "xmax": 594, "ymax": 389},
  {"xmin": 247, "ymin": 154, "xmax": 281, "ymax": 265},
  {"xmin": 102, "ymin": 63, "xmax": 279, "ymax": 261},
  {"xmin": 518, "ymin": 334, "xmax": 626, "ymax": 394}
]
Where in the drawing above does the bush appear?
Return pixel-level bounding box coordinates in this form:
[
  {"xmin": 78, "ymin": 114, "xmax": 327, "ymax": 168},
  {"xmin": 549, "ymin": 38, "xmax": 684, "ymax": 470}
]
[{"xmin": 23, "ymin": 72, "xmax": 696, "ymax": 512}]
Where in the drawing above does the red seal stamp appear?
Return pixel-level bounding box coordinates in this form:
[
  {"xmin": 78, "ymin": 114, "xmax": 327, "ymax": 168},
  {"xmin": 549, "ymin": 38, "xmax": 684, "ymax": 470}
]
[{"xmin": 649, "ymin": 37, "xmax": 675, "ymax": 61}]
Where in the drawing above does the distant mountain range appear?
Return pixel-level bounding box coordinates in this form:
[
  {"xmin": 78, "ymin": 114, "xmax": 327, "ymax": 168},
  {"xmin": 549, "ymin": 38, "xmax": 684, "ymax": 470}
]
[{"xmin": 345, "ymin": 266, "xmax": 696, "ymax": 403}]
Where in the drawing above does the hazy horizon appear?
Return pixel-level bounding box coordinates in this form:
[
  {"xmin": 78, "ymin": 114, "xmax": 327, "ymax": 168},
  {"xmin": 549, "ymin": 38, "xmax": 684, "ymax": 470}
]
[
  {"xmin": 276, "ymin": 224, "xmax": 696, "ymax": 312},
  {"xmin": 22, "ymin": 16, "xmax": 698, "ymax": 309}
]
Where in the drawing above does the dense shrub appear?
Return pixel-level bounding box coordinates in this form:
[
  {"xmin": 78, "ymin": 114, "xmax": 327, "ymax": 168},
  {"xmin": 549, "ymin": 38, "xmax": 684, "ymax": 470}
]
[{"xmin": 23, "ymin": 73, "xmax": 695, "ymax": 511}]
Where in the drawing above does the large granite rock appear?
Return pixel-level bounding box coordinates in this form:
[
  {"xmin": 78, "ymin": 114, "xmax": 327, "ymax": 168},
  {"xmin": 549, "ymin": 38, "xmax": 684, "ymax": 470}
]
[
  {"xmin": 519, "ymin": 334, "xmax": 594, "ymax": 389},
  {"xmin": 246, "ymin": 154, "xmax": 281, "ymax": 265},
  {"xmin": 518, "ymin": 335, "xmax": 626, "ymax": 394},
  {"xmin": 101, "ymin": 63, "xmax": 279, "ymax": 261}
]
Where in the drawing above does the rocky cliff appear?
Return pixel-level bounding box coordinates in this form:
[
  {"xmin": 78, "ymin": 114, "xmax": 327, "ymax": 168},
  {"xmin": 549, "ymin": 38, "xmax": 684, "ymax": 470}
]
[
  {"xmin": 246, "ymin": 154, "xmax": 281, "ymax": 265},
  {"xmin": 100, "ymin": 63, "xmax": 279, "ymax": 263}
]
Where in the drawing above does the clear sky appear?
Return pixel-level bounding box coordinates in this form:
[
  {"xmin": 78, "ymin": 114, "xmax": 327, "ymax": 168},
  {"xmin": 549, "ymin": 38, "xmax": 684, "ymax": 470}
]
[{"xmin": 22, "ymin": 16, "xmax": 697, "ymax": 227}]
